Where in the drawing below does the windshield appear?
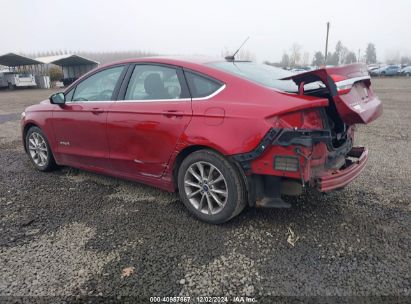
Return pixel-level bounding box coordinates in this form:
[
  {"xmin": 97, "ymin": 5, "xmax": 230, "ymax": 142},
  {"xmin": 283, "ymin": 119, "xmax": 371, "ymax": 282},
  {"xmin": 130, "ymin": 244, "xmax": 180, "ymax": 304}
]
[{"xmin": 208, "ymin": 61, "xmax": 299, "ymax": 92}]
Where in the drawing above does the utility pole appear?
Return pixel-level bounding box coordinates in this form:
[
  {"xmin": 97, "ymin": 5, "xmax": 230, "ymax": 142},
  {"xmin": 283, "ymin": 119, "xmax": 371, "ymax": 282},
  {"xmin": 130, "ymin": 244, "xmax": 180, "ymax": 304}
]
[
  {"xmin": 358, "ymin": 49, "xmax": 361, "ymax": 63},
  {"xmin": 324, "ymin": 22, "xmax": 330, "ymax": 65}
]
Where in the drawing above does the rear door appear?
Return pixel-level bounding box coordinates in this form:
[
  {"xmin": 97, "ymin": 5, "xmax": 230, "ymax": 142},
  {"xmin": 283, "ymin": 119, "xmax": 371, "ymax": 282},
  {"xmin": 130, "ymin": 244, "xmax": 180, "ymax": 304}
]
[
  {"xmin": 284, "ymin": 63, "xmax": 383, "ymax": 125},
  {"xmin": 107, "ymin": 63, "xmax": 192, "ymax": 178}
]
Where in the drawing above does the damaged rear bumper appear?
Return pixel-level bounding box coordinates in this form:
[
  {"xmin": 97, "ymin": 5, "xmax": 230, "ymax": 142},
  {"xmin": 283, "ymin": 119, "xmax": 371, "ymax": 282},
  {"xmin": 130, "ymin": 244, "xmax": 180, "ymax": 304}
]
[{"xmin": 316, "ymin": 147, "xmax": 368, "ymax": 192}]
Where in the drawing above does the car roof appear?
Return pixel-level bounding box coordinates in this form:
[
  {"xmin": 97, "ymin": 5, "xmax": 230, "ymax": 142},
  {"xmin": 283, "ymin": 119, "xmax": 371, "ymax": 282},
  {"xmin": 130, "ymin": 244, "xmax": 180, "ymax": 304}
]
[
  {"xmin": 102, "ymin": 56, "xmax": 222, "ymax": 69},
  {"xmin": 64, "ymin": 56, "xmax": 238, "ymax": 93}
]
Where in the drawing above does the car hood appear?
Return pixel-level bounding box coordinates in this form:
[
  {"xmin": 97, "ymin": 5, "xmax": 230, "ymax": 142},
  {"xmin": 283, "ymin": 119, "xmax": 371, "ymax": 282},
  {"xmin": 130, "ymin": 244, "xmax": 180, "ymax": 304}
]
[{"xmin": 25, "ymin": 99, "xmax": 52, "ymax": 112}]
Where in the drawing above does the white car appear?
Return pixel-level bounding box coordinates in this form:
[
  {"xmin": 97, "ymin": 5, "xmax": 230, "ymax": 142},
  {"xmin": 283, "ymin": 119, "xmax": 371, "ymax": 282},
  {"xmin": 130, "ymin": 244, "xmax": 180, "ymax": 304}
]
[
  {"xmin": 0, "ymin": 72, "xmax": 37, "ymax": 89},
  {"xmin": 367, "ymin": 64, "xmax": 381, "ymax": 72},
  {"xmin": 290, "ymin": 68, "xmax": 307, "ymax": 74}
]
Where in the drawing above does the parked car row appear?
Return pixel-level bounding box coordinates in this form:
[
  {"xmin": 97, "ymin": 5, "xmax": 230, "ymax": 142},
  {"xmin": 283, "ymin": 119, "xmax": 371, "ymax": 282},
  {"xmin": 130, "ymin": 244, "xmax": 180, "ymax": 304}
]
[{"xmin": 369, "ymin": 65, "xmax": 411, "ymax": 76}]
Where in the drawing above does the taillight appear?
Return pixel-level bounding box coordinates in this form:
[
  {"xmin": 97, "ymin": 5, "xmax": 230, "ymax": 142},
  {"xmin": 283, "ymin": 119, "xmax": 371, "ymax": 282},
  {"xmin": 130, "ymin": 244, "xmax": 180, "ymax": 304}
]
[
  {"xmin": 270, "ymin": 109, "xmax": 323, "ymax": 129},
  {"xmin": 330, "ymin": 74, "xmax": 347, "ymax": 82},
  {"xmin": 336, "ymin": 83, "xmax": 353, "ymax": 95},
  {"xmin": 331, "ymin": 74, "xmax": 353, "ymax": 95}
]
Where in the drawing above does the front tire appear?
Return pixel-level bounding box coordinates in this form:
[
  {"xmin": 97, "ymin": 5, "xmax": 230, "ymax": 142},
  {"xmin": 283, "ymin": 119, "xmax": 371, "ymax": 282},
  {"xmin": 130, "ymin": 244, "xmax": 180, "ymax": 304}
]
[
  {"xmin": 25, "ymin": 127, "xmax": 57, "ymax": 171},
  {"xmin": 178, "ymin": 150, "xmax": 247, "ymax": 224}
]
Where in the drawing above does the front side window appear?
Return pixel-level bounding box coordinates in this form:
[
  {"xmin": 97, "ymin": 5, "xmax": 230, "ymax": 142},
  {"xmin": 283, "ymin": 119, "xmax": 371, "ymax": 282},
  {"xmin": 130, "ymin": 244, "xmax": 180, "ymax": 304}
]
[
  {"xmin": 65, "ymin": 88, "xmax": 74, "ymax": 101},
  {"xmin": 72, "ymin": 66, "xmax": 124, "ymax": 102},
  {"xmin": 125, "ymin": 65, "xmax": 184, "ymax": 100},
  {"xmin": 184, "ymin": 71, "xmax": 223, "ymax": 98}
]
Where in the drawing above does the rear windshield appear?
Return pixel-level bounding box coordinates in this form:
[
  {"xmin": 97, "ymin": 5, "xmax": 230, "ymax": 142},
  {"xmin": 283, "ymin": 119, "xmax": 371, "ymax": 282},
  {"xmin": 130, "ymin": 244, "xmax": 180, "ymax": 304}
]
[{"xmin": 208, "ymin": 61, "xmax": 299, "ymax": 92}]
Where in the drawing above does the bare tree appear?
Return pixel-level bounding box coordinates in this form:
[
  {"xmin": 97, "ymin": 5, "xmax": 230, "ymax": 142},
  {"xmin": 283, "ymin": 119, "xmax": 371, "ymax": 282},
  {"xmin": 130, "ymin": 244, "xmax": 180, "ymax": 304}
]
[
  {"xmin": 280, "ymin": 53, "xmax": 290, "ymax": 68},
  {"xmin": 263, "ymin": 61, "xmax": 282, "ymax": 68},
  {"xmin": 302, "ymin": 52, "xmax": 310, "ymax": 66},
  {"xmin": 400, "ymin": 56, "xmax": 411, "ymax": 66},
  {"xmin": 365, "ymin": 43, "xmax": 377, "ymax": 64},
  {"xmin": 221, "ymin": 48, "xmax": 256, "ymax": 61},
  {"xmin": 334, "ymin": 41, "xmax": 350, "ymax": 65},
  {"xmin": 386, "ymin": 50, "xmax": 400, "ymax": 64},
  {"xmin": 290, "ymin": 43, "xmax": 302, "ymax": 67},
  {"xmin": 237, "ymin": 49, "xmax": 256, "ymax": 61}
]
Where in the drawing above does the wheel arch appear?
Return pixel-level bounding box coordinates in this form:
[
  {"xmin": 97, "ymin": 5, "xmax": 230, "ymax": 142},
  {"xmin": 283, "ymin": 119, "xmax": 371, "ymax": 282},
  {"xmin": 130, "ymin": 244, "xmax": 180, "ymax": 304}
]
[
  {"xmin": 172, "ymin": 145, "xmax": 216, "ymax": 187},
  {"xmin": 171, "ymin": 145, "xmax": 250, "ymax": 201},
  {"xmin": 22, "ymin": 122, "xmax": 40, "ymax": 152}
]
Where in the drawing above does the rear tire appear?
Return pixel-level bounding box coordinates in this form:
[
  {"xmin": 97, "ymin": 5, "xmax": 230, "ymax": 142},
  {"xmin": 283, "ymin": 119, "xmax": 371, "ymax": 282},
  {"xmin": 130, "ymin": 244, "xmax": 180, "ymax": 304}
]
[
  {"xmin": 177, "ymin": 150, "xmax": 247, "ymax": 224},
  {"xmin": 25, "ymin": 126, "xmax": 57, "ymax": 171}
]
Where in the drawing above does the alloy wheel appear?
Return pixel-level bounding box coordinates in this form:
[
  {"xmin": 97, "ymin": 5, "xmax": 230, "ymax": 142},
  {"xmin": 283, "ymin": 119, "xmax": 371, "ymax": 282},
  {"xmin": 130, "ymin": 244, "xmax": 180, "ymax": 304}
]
[
  {"xmin": 183, "ymin": 161, "xmax": 228, "ymax": 215},
  {"xmin": 28, "ymin": 132, "xmax": 49, "ymax": 167}
]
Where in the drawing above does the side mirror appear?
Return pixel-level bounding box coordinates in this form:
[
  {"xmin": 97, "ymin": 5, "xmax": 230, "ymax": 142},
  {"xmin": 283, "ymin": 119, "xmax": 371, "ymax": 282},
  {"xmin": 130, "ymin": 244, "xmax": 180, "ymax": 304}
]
[{"xmin": 50, "ymin": 92, "xmax": 65, "ymax": 105}]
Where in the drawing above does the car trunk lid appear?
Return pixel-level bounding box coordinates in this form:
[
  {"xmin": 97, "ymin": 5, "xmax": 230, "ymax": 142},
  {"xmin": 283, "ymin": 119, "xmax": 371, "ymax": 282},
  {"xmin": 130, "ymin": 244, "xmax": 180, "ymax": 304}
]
[{"xmin": 282, "ymin": 63, "xmax": 383, "ymax": 125}]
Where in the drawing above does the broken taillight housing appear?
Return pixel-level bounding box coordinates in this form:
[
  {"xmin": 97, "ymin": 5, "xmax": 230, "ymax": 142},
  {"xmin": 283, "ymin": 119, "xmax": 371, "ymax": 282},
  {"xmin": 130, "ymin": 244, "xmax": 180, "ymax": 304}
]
[
  {"xmin": 274, "ymin": 156, "xmax": 300, "ymax": 172},
  {"xmin": 271, "ymin": 109, "xmax": 324, "ymax": 129},
  {"xmin": 303, "ymin": 109, "xmax": 323, "ymax": 129}
]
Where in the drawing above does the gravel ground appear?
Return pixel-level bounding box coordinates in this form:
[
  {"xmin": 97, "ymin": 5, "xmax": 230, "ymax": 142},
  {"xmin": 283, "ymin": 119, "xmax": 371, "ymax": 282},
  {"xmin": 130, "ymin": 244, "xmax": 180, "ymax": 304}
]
[{"xmin": 0, "ymin": 80, "xmax": 410, "ymax": 301}]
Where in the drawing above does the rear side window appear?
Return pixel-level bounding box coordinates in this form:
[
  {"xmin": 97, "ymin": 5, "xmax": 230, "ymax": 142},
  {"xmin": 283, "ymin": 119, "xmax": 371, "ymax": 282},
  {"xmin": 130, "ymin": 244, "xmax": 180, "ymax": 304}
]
[
  {"xmin": 184, "ymin": 71, "xmax": 223, "ymax": 98},
  {"xmin": 125, "ymin": 65, "xmax": 188, "ymax": 100},
  {"xmin": 208, "ymin": 61, "xmax": 298, "ymax": 92}
]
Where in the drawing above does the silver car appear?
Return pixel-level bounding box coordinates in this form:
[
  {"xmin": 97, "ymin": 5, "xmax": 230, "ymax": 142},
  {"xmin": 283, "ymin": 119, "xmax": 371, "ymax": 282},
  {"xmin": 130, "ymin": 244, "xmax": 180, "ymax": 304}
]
[{"xmin": 399, "ymin": 66, "xmax": 411, "ymax": 76}]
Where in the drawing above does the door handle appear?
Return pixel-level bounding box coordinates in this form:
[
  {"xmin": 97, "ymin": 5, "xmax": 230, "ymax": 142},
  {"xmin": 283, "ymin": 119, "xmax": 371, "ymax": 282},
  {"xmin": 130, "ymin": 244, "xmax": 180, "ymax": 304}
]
[
  {"xmin": 91, "ymin": 107, "xmax": 104, "ymax": 114},
  {"xmin": 162, "ymin": 110, "xmax": 183, "ymax": 118}
]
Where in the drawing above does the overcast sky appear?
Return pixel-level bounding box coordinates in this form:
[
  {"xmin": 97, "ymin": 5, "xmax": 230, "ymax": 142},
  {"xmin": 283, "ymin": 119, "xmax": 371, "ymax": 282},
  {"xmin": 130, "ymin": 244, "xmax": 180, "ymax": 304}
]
[{"xmin": 2, "ymin": 0, "xmax": 410, "ymax": 62}]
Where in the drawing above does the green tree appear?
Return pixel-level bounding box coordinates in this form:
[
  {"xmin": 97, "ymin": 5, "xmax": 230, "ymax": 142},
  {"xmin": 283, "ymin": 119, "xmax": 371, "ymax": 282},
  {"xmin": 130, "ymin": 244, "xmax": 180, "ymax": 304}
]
[
  {"xmin": 365, "ymin": 43, "xmax": 377, "ymax": 64},
  {"xmin": 335, "ymin": 41, "xmax": 343, "ymax": 65},
  {"xmin": 312, "ymin": 51, "xmax": 325, "ymax": 66},
  {"xmin": 344, "ymin": 52, "xmax": 357, "ymax": 64},
  {"xmin": 48, "ymin": 65, "xmax": 63, "ymax": 81},
  {"xmin": 327, "ymin": 52, "xmax": 339, "ymax": 66}
]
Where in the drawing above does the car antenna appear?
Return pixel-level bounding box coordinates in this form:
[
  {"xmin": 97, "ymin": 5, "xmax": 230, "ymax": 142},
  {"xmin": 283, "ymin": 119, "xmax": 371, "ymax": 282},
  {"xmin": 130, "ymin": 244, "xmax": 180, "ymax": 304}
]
[{"xmin": 225, "ymin": 37, "xmax": 250, "ymax": 62}]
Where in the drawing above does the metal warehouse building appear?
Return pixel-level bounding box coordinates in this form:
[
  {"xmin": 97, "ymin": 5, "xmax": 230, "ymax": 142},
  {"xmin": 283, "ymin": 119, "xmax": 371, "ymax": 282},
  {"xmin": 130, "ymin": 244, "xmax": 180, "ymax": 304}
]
[
  {"xmin": 0, "ymin": 53, "xmax": 46, "ymax": 88},
  {"xmin": 36, "ymin": 54, "xmax": 99, "ymax": 86},
  {"xmin": 0, "ymin": 52, "xmax": 98, "ymax": 89}
]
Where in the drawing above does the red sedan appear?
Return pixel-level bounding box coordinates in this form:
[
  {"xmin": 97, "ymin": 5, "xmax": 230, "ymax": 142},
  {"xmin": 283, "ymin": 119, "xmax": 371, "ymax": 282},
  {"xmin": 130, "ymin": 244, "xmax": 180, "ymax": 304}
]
[{"xmin": 21, "ymin": 57, "xmax": 382, "ymax": 223}]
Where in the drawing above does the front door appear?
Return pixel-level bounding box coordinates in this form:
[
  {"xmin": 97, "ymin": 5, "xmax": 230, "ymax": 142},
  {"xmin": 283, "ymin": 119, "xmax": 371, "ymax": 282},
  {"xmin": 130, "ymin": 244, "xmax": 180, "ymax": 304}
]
[
  {"xmin": 107, "ymin": 64, "xmax": 192, "ymax": 178},
  {"xmin": 52, "ymin": 65, "xmax": 125, "ymax": 169}
]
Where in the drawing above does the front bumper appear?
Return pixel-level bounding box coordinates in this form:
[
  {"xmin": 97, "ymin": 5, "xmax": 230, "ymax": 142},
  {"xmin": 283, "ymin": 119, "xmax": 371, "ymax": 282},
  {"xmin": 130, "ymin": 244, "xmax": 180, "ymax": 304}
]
[{"xmin": 317, "ymin": 147, "xmax": 368, "ymax": 192}]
